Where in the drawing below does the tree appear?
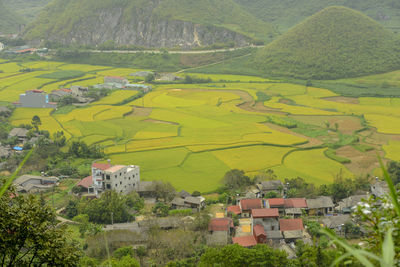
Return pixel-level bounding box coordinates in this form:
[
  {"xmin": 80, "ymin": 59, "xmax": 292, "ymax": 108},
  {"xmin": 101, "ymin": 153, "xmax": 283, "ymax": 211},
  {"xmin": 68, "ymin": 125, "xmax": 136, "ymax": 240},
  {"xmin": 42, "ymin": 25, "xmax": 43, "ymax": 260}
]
[
  {"xmin": 387, "ymin": 161, "xmax": 400, "ymax": 185},
  {"xmin": 102, "ymin": 255, "xmax": 140, "ymax": 267},
  {"xmin": 145, "ymin": 73, "xmax": 155, "ymax": 83},
  {"xmin": 223, "ymin": 169, "xmax": 252, "ymax": 191},
  {"xmin": 152, "ymin": 181, "xmax": 176, "ymax": 202},
  {"xmin": 152, "ymin": 202, "xmax": 169, "ymax": 217},
  {"xmin": 192, "ymin": 191, "xmax": 201, "ymax": 197},
  {"xmin": 0, "ymin": 191, "xmax": 81, "ymax": 266},
  {"xmin": 31, "ymin": 115, "xmax": 41, "ymax": 132},
  {"xmin": 334, "ymin": 122, "xmax": 339, "ymax": 132},
  {"xmin": 325, "ymin": 121, "xmax": 330, "ymax": 129},
  {"xmin": 199, "ymin": 244, "xmax": 288, "ymax": 266}
]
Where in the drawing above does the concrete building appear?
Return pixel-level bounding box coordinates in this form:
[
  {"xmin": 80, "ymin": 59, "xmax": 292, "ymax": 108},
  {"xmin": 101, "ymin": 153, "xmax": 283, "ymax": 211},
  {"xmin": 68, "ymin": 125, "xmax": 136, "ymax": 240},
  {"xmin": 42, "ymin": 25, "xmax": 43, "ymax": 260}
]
[
  {"xmin": 102, "ymin": 165, "xmax": 140, "ymax": 194},
  {"xmin": 79, "ymin": 162, "xmax": 140, "ymax": 195},
  {"xmin": 371, "ymin": 181, "xmax": 389, "ymax": 198},
  {"xmin": 256, "ymin": 180, "xmax": 284, "ymax": 197},
  {"xmin": 49, "ymin": 89, "xmax": 72, "ymax": 102},
  {"xmin": 16, "ymin": 90, "xmax": 57, "ymax": 108},
  {"xmin": 0, "ymin": 42, "xmax": 4, "ymax": 51}
]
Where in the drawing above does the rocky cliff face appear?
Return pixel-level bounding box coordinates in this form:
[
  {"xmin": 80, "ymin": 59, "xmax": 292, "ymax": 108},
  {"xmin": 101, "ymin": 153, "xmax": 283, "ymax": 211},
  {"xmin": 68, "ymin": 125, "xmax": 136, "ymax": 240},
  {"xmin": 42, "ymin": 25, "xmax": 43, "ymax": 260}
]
[{"xmin": 27, "ymin": 7, "xmax": 250, "ymax": 48}]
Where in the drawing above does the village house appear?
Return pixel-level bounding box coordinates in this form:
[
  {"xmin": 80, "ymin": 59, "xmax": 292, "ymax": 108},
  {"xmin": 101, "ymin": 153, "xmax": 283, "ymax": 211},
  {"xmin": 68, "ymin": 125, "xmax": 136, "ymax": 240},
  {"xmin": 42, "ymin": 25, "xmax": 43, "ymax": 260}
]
[
  {"xmin": 104, "ymin": 76, "xmax": 129, "ymax": 85},
  {"xmin": 0, "ymin": 106, "xmax": 11, "ymax": 116},
  {"xmin": 232, "ymin": 235, "xmax": 257, "ymax": 247},
  {"xmin": 253, "ymin": 224, "xmax": 267, "ymax": 244},
  {"xmin": 279, "ymin": 218, "xmax": 304, "ymax": 242},
  {"xmin": 336, "ymin": 195, "xmax": 368, "ymax": 213},
  {"xmin": 265, "ymin": 198, "xmax": 285, "ymax": 215},
  {"xmin": 77, "ymin": 162, "xmax": 140, "ymax": 195},
  {"xmin": 284, "ymin": 198, "xmax": 308, "ymax": 217},
  {"xmin": 70, "ymin": 85, "xmax": 89, "ymax": 97},
  {"xmin": 227, "ymin": 205, "xmax": 242, "ymax": 216},
  {"xmin": 49, "ymin": 89, "xmax": 72, "ymax": 102},
  {"xmin": 370, "ymin": 181, "xmax": 389, "ymax": 198},
  {"xmin": 306, "ymin": 196, "xmax": 334, "ymax": 216},
  {"xmin": 14, "ymin": 175, "xmax": 59, "ymax": 193},
  {"xmin": 208, "ymin": 218, "xmax": 234, "ymax": 235},
  {"xmin": 256, "ymin": 180, "xmax": 284, "ymax": 197},
  {"xmin": 0, "ymin": 146, "xmax": 11, "ymax": 159},
  {"xmin": 137, "ymin": 181, "xmax": 157, "ymax": 198},
  {"xmin": 239, "ymin": 199, "xmax": 263, "ymax": 217},
  {"xmin": 8, "ymin": 128, "xmax": 29, "ymax": 143},
  {"xmin": 251, "ymin": 208, "xmax": 280, "ymax": 232},
  {"xmin": 322, "ymin": 214, "xmax": 352, "ymax": 232},
  {"xmin": 15, "ymin": 90, "xmax": 57, "ymax": 108},
  {"xmin": 184, "ymin": 196, "xmax": 206, "ymax": 211}
]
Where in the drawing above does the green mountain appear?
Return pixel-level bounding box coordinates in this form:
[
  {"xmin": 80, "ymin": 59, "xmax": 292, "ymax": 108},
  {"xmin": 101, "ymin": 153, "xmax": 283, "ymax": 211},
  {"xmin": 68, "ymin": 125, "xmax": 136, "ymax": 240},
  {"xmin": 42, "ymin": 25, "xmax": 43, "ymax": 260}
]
[
  {"xmin": 235, "ymin": 0, "xmax": 400, "ymax": 33},
  {"xmin": 23, "ymin": 0, "xmax": 276, "ymax": 48},
  {"xmin": 3, "ymin": 0, "xmax": 51, "ymax": 22},
  {"xmin": 0, "ymin": 0, "xmax": 25, "ymax": 34},
  {"xmin": 255, "ymin": 6, "xmax": 400, "ymax": 80}
]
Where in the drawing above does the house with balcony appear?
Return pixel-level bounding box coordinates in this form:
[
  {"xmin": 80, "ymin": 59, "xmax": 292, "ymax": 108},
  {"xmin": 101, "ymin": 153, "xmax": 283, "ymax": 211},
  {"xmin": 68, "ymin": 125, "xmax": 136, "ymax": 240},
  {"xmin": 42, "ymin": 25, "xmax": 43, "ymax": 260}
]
[{"xmin": 15, "ymin": 90, "xmax": 57, "ymax": 108}]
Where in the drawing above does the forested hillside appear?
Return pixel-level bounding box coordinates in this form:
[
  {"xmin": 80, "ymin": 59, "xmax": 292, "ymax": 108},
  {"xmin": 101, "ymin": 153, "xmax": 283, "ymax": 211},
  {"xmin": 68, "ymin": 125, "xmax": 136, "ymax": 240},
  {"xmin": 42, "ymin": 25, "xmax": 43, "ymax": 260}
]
[
  {"xmin": 255, "ymin": 6, "xmax": 400, "ymax": 80},
  {"xmin": 235, "ymin": 0, "xmax": 400, "ymax": 33},
  {"xmin": 23, "ymin": 0, "xmax": 275, "ymax": 48},
  {"xmin": 3, "ymin": 0, "xmax": 51, "ymax": 22},
  {"xmin": 0, "ymin": 0, "xmax": 24, "ymax": 34}
]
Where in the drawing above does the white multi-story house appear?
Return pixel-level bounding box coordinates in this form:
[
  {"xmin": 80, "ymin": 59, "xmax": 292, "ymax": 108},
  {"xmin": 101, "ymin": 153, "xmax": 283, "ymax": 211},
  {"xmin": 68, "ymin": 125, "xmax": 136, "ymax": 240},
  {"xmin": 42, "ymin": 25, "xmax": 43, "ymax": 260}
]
[{"xmin": 86, "ymin": 162, "xmax": 140, "ymax": 195}]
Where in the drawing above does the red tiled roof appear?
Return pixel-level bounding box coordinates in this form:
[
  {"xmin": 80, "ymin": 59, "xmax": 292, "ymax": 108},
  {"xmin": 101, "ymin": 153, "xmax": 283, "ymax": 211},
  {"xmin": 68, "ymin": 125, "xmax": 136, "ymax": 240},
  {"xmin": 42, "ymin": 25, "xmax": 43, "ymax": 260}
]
[
  {"xmin": 284, "ymin": 198, "xmax": 308, "ymax": 208},
  {"xmin": 279, "ymin": 218, "xmax": 304, "ymax": 231},
  {"xmin": 227, "ymin": 205, "xmax": 241, "ymax": 215},
  {"xmin": 208, "ymin": 218, "xmax": 234, "ymax": 232},
  {"xmin": 60, "ymin": 89, "xmax": 72, "ymax": 92},
  {"xmin": 267, "ymin": 198, "xmax": 285, "ymax": 207},
  {"xmin": 77, "ymin": 176, "xmax": 93, "ymax": 189},
  {"xmin": 29, "ymin": 89, "xmax": 44, "ymax": 93},
  {"xmin": 106, "ymin": 76, "xmax": 125, "ymax": 79},
  {"xmin": 17, "ymin": 48, "xmax": 35, "ymax": 53},
  {"xmin": 240, "ymin": 199, "xmax": 262, "ymax": 211},
  {"xmin": 251, "ymin": 208, "xmax": 279, "ymax": 218},
  {"xmin": 92, "ymin": 163, "xmax": 112, "ymax": 171},
  {"xmin": 253, "ymin": 224, "xmax": 266, "ymax": 237},
  {"xmin": 232, "ymin": 235, "xmax": 257, "ymax": 247}
]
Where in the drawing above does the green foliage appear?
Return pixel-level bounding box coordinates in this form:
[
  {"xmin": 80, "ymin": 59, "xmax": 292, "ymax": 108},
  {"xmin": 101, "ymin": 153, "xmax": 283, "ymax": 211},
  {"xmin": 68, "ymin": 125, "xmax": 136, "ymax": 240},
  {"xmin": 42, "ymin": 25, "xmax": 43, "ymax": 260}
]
[
  {"xmin": 169, "ymin": 209, "xmax": 193, "ymax": 216},
  {"xmin": 324, "ymin": 149, "xmax": 351, "ymax": 164},
  {"xmin": 101, "ymin": 255, "xmax": 140, "ymax": 267},
  {"xmin": 153, "ymin": 202, "xmax": 170, "ymax": 217},
  {"xmin": 255, "ymin": 6, "xmax": 400, "ymax": 80},
  {"xmin": 199, "ymin": 244, "xmax": 289, "ymax": 266},
  {"xmin": 68, "ymin": 141, "xmax": 104, "ymax": 158},
  {"xmin": 285, "ymin": 177, "xmax": 318, "ymax": 198},
  {"xmin": 267, "ymin": 115, "xmax": 297, "ymax": 128},
  {"xmin": 234, "ymin": 0, "xmax": 400, "ymax": 33},
  {"xmin": 113, "ymin": 246, "xmax": 135, "ymax": 259},
  {"xmin": 306, "ymin": 221, "xmax": 322, "ymax": 237},
  {"xmin": 0, "ymin": 192, "xmax": 81, "ymax": 266},
  {"xmin": 223, "ymin": 169, "xmax": 252, "ymax": 191},
  {"xmin": 75, "ymin": 191, "xmax": 143, "ymax": 224},
  {"xmin": 0, "ymin": 0, "xmax": 25, "ymax": 34},
  {"xmin": 24, "ymin": 0, "xmax": 275, "ymax": 44},
  {"xmin": 386, "ymin": 161, "xmax": 400, "ymax": 185},
  {"xmin": 256, "ymin": 91, "xmax": 271, "ymax": 102},
  {"xmin": 31, "ymin": 115, "xmax": 41, "ymax": 132}
]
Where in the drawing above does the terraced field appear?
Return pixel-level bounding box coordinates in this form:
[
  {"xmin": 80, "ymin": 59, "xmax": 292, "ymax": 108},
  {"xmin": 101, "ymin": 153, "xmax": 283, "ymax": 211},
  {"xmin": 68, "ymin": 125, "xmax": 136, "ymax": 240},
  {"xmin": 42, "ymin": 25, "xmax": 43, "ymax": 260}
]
[{"xmin": 4, "ymin": 60, "xmax": 400, "ymax": 192}]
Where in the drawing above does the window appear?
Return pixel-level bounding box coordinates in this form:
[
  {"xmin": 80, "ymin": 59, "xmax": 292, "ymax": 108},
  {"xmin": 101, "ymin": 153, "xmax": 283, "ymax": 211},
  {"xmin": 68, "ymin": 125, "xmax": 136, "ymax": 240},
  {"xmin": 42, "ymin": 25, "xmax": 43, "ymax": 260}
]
[
  {"xmin": 114, "ymin": 175, "xmax": 117, "ymax": 178},
  {"xmin": 106, "ymin": 184, "xmax": 111, "ymax": 189},
  {"xmin": 106, "ymin": 175, "xmax": 110, "ymax": 180},
  {"xmin": 120, "ymin": 173, "xmax": 122, "ymax": 176},
  {"xmin": 129, "ymin": 177, "xmax": 131, "ymax": 180},
  {"xmin": 115, "ymin": 184, "xmax": 118, "ymax": 187},
  {"xmin": 271, "ymin": 226, "xmax": 275, "ymax": 230},
  {"xmin": 120, "ymin": 181, "xmax": 122, "ymax": 185}
]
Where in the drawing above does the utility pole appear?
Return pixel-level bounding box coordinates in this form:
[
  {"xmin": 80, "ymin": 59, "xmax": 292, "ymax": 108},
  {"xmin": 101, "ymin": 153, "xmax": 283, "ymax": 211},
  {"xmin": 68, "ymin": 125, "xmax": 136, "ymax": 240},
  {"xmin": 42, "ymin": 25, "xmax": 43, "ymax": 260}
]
[{"xmin": 111, "ymin": 212, "xmax": 114, "ymax": 226}]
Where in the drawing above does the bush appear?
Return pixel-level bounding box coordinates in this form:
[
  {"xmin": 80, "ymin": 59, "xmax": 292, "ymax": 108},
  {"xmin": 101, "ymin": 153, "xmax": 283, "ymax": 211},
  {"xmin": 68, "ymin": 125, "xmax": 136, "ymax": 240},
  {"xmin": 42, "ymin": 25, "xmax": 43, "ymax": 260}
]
[
  {"xmin": 267, "ymin": 115, "xmax": 297, "ymax": 128},
  {"xmin": 324, "ymin": 149, "xmax": 351, "ymax": 164}
]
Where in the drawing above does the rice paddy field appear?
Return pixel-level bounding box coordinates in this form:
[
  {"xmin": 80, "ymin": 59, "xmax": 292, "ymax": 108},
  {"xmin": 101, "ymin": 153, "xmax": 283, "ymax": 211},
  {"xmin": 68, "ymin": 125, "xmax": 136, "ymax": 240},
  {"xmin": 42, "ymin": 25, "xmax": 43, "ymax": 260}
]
[{"xmin": 3, "ymin": 59, "xmax": 400, "ymax": 192}]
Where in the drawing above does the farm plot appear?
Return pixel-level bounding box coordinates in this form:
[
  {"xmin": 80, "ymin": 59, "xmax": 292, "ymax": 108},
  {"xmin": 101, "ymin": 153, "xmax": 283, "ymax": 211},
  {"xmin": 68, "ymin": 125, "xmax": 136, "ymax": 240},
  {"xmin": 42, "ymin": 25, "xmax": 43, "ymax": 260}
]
[
  {"xmin": 183, "ymin": 73, "xmax": 270, "ymax": 82},
  {"xmin": 383, "ymin": 141, "xmax": 400, "ymax": 161},
  {"xmin": 212, "ymin": 145, "xmax": 292, "ymax": 172},
  {"xmin": 273, "ymin": 148, "xmax": 354, "ymax": 185}
]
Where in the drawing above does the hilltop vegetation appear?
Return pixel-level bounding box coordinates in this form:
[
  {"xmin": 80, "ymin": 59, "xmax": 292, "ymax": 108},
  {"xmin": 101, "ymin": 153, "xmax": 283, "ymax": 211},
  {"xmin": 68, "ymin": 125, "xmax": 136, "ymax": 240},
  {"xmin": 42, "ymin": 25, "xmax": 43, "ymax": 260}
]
[
  {"xmin": 0, "ymin": 0, "xmax": 24, "ymax": 34},
  {"xmin": 235, "ymin": 0, "xmax": 400, "ymax": 33},
  {"xmin": 3, "ymin": 0, "xmax": 51, "ymax": 22},
  {"xmin": 23, "ymin": 0, "xmax": 274, "ymax": 48},
  {"xmin": 255, "ymin": 6, "xmax": 400, "ymax": 80}
]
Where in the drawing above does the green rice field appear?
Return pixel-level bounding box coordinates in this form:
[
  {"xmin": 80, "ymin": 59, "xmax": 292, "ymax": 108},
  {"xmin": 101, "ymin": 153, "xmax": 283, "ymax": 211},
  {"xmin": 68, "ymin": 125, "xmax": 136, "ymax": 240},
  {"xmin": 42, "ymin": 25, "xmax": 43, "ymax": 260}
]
[{"xmin": 3, "ymin": 60, "xmax": 400, "ymax": 192}]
